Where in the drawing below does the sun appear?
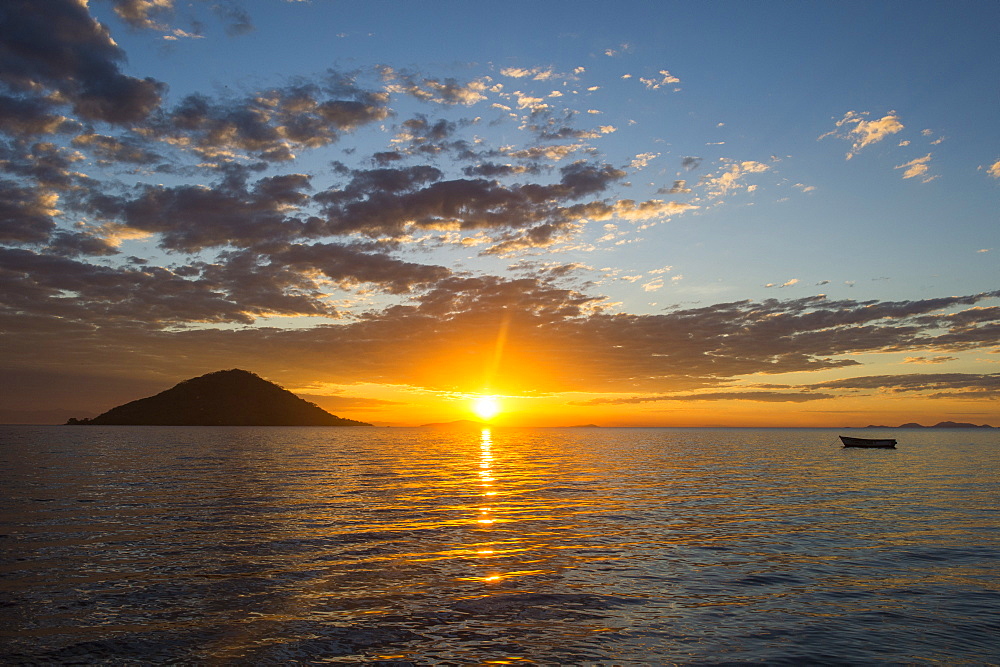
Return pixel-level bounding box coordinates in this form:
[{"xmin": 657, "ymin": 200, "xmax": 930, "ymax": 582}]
[{"xmin": 472, "ymin": 395, "xmax": 501, "ymax": 421}]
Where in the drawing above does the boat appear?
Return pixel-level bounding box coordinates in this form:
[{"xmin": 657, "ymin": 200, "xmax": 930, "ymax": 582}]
[{"xmin": 840, "ymin": 436, "xmax": 897, "ymax": 448}]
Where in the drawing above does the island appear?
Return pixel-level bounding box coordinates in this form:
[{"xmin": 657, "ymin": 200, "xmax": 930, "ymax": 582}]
[
  {"xmin": 863, "ymin": 421, "xmax": 996, "ymax": 429},
  {"xmin": 65, "ymin": 369, "xmax": 371, "ymax": 426}
]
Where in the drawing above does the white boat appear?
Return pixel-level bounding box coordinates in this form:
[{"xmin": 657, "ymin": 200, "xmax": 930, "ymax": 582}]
[{"xmin": 840, "ymin": 435, "xmax": 897, "ymax": 448}]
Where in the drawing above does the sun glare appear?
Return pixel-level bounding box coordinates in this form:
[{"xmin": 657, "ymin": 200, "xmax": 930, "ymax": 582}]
[{"xmin": 473, "ymin": 395, "xmax": 500, "ymax": 421}]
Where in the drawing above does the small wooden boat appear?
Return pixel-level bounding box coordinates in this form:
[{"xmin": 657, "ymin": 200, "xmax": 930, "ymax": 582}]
[{"xmin": 840, "ymin": 435, "xmax": 897, "ymax": 448}]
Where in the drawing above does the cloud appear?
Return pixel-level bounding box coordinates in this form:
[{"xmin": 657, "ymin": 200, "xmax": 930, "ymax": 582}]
[
  {"xmin": 639, "ymin": 70, "xmax": 680, "ymax": 90},
  {"xmin": 895, "ymin": 153, "xmax": 934, "ymax": 181},
  {"xmin": 315, "ymin": 161, "xmax": 628, "ymax": 240},
  {"xmin": 72, "ymin": 132, "xmax": 162, "ymax": 165},
  {"xmin": 903, "ymin": 356, "xmax": 958, "ymax": 364},
  {"xmin": 177, "ymin": 245, "xmax": 446, "ymax": 321},
  {"xmin": 820, "ymin": 111, "xmax": 904, "ymax": 159},
  {"xmin": 0, "ymin": 96, "xmax": 75, "ymax": 136},
  {"xmin": 656, "ymin": 180, "xmax": 691, "ymax": 194},
  {"xmin": 987, "ymin": 160, "xmax": 1000, "ymax": 179},
  {"xmin": 811, "ymin": 373, "xmax": 1000, "ymax": 399},
  {"xmin": 701, "ymin": 160, "xmax": 769, "ymax": 197},
  {"xmin": 630, "ymin": 152, "xmax": 658, "ymax": 169},
  {"xmin": 392, "ymin": 114, "xmax": 474, "ymax": 156},
  {"xmin": 603, "ymin": 43, "xmax": 633, "ymax": 58},
  {"xmin": 512, "ymin": 92, "xmax": 549, "ymax": 112},
  {"xmin": 642, "ymin": 278, "xmax": 663, "ymax": 292},
  {"xmin": 0, "ymin": 246, "xmax": 258, "ymax": 325},
  {"xmin": 89, "ymin": 172, "xmax": 320, "ymax": 252},
  {"xmin": 111, "ymin": 0, "xmax": 176, "ymax": 30},
  {"xmin": 575, "ymin": 391, "xmax": 835, "ymax": 405},
  {"xmin": 45, "ymin": 228, "xmax": 122, "ymax": 257},
  {"xmin": 564, "ymin": 199, "xmax": 698, "ymax": 225},
  {"xmin": 462, "ymin": 162, "xmax": 541, "ymax": 178},
  {"xmin": 153, "ymin": 81, "xmax": 390, "ymax": 162},
  {"xmin": 499, "ymin": 67, "xmax": 558, "ymax": 81},
  {"xmin": 0, "ymin": 0, "xmax": 165, "ymax": 124},
  {"xmin": 0, "ymin": 181, "xmax": 60, "ymax": 243},
  {"xmin": 500, "ymin": 143, "xmax": 581, "ymax": 161},
  {"xmin": 681, "ymin": 156, "xmax": 702, "ymax": 171},
  {"xmin": 382, "ymin": 68, "xmax": 489, "ymax": 105}
]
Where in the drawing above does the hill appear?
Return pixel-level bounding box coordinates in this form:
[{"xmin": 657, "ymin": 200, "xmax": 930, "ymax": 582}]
[{"xmin": 66, "ymin": 369, "xmax": 371, "ymax": 426}]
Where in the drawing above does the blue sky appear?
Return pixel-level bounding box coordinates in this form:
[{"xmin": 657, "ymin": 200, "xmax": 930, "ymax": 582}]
[{"xmin": 1, "ymin": 0, "xmax": 998, "ymax": 425}]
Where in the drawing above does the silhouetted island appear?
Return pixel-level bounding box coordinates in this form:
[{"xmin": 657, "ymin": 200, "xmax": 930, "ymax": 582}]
[
  {"xmin": 863, "ymin": 421, "xmax": 995, "ymax": 429},
  {"xmin": 66, "ymin": 369, "xmax": 371, "ymax": 426}
]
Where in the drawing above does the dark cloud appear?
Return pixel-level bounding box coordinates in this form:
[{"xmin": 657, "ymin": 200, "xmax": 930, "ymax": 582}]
[
  {"xmin": 315, "ymin": 161, "xmax": 626, "ymax": 240},
  {"xmin": 811, "ymin": 373, "xmax": 1000, "ymax": 399},
  {"xmin": 1, "ymin": 140, "xmax": 85, "ymax": 191},
  {"xmin": 681, "ymin": 156, "xmax": 702, "ymax": 171},
  {"xmin": 72, "ymin": 132, "xmax": 162, "ymax": 165},
  {"xmin": 154, "ymin": 81, "xmax": 389, "ymax": 162},
  {"xmin": 575, "ymin": 391, "xmax": 836, "ymax": 405},
  {"xmin": 462, "ymin": 162, "xmax": 543, "ymax": 178},
  {"xmin": 1, "ymin": 230, "xmax": 452, "ymax": 329},
  {"xmin": 46, "ymin": 230, "xmax": 120, "ymax": 257},
  {"xmin": 86, "ymin": 171, "xmax": 320, "ymax": 252},
  {"xmin": 0, "ymin": 246, "xmax": 254, "ymax": 325},
  {"xmin": 210, "ymin": 0, "xmax": 254, "ymax": 36},
  {"xmin": 372, "ymin": 151, "xmax": 404, "ymax": 166},
  {"xmin": 388, "ymin": 114, "xmax": 496, "ymax": 160},
  {"xmin": 0, "ymin": 180, "xmax": 58, "ymax": 243},
  {"xmin": 0, "ymin": 96, "xmax": 74, "ymax": 136},
  {"xmin": 510, "ymin": 261, "xmax": 591, "ymax": 281},
  {"xmin": 0, "ymin": 0, "xmax": 164, "ymax": 124},
  {"xmin": 275, "ymin": 243, "xmax": 450, "ymax": 294},
  {"xmin": 400, "ymin": 114, "xmax": 458, "ymax": 142},
  {"xmin": 523, "ymin": 111, "xmax": 611, "ymax": 142},
  {"xmin": 657, "ymin": 180, "xmax": 691, "ymax": 194}
]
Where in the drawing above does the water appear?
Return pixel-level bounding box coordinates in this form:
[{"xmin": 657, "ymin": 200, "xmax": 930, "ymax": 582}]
[{"xmin": 1, "ymin": 425, "xmax": 998, "ymax": 664}]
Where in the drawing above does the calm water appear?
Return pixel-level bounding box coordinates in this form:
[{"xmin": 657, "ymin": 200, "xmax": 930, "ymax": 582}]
[{"xmin": 1, "ymin": 425, "xmax": 998, "ymax": 664}]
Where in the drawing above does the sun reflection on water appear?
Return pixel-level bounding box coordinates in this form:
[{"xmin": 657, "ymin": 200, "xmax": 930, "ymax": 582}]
[{"xmin": 474, "ymin": 428, "xmax": 503, "ymax": 581}]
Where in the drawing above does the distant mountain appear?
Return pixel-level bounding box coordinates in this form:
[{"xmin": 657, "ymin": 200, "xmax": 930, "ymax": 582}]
[
  {"xmin": 418, "ymin": 419, "xmax": 489, "ymax": 429},
  {"xmin": 864, "ymin": 421, "xmax": 995, "ymax": 429},
  {"xmin": 66, "ymin": 369, "xmax": 371, "ymax": 426}
]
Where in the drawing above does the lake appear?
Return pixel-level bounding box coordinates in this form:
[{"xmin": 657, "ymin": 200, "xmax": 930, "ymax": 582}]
[{"xmin": 1, "ymin": 425, "xmax": 998, "ymax": 663}]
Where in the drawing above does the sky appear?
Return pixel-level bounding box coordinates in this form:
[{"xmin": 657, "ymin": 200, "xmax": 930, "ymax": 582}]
[{"xmin": 1, "ymin": 0, "xmax": 998, "ymax": 427}]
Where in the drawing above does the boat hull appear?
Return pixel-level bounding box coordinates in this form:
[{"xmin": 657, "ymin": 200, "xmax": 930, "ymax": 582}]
[{"xmin": 840, "ymin": 436, "xmax": 897, "ymax": 448}]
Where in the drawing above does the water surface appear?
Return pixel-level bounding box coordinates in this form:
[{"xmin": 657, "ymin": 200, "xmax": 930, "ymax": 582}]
[{"xmin": 1, "ymin": 426, "xmax": 998, "ymax": 663}]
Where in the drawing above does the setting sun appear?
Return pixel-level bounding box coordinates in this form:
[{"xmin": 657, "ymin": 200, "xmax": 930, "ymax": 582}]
[{"xmin": 472, "ymin": 395, "xmax": 501, "ymax": 421}]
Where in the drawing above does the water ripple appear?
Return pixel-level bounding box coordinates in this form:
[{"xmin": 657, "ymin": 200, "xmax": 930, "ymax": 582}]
[{"xmin": 1, "ymin": 425, "xmax": 998, "ymax": 663}]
